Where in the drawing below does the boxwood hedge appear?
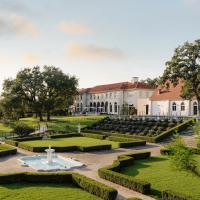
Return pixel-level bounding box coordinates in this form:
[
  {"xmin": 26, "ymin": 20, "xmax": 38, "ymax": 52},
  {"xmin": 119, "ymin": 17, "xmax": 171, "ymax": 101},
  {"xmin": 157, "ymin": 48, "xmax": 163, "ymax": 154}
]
[
  {"xmin": 17, "ymin": 142, "xmax": 112, "ymax": 152},
  {"xmin": 0, "ymin": 144, "xmax": 17, "ymax": 157},
  {"xmin": 162, "ymin": 190, "xmax": 193, "ymax": 200},
  {"xmin": 0, "ymin": 172, "xmax": 118, "ymax": 200},
  {"xmin": 98, "ymin": 152, "xmax": 151, "ymax": 194}
]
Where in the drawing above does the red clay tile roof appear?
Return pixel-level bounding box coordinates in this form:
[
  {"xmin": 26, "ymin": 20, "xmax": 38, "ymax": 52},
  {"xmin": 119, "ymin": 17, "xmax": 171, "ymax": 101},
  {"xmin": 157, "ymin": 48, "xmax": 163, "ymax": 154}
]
[
  {"xmin": 150, "ymin": 81, "xmax": 185, "ymax": 101},
  {"xmin": 79, "ymin": 81, "xmax": 154, "ymax": 94}
]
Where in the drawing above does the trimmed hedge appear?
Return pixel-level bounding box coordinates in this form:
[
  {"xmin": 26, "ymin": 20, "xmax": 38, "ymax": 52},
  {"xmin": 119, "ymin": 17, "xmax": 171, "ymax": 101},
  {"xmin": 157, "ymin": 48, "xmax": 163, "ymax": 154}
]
[
  {"xmin": 162, "ymin": 190, "xmax": 193, "ymax": 200},
  {"xmin": 0, "ymin": 172, "xmax": 117, "ymax": 200},
  {"xmin": 0, "ymin": 144, "xmax": 17, "ymax": 157},
  {"xmin": 5, "ymin": 139, "xmax": 18, "ymax": 147},
  {"xmin": 98, "ymin": 152, "xmax": 151, "ymax": 194},
  {"xmin": 118, "ymin": 141, "xmax": 146, "ymax": 148},
  {"xmin": 107, "ymin": 136, "xmax": 142, "ymax": 142},
  {"xmin": 107, "ymin": 136, "xmax": 146, "ymax": 148},
  {"xmin": 79, "ymin": 144, "xmax": 112, "ymax": 152},
  {"xmin": 18, "ymin": 142, "xmax": 112, "ymax": 152},
  {"xmin": 72, "ymin": 173, "xmax": 117, "ymax": 200},
  {"xmin": 81, "ymin": 132, "xmax": 106, "ymax": 140}
]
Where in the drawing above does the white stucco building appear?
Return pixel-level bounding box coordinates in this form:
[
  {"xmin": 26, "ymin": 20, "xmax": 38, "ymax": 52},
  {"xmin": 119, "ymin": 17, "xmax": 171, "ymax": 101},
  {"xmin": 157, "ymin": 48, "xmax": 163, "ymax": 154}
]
[
  {"xmin": 74, "ymin": 77, "xmax": 155, "ymax": 115},
  {"xmin": 137, "ymin": 81, "xmax": 199, "ymax": 116}
]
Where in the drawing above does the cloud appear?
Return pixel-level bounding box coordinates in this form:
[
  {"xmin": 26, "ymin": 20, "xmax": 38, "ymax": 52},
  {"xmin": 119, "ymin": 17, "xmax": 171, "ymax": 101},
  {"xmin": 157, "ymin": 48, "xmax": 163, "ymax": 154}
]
[
  {"xmin": 0, "ymin": 14, "xmax": 41, "ymax": 38},
  {"xmin": 23, "ymin": 53, "xmax": 40, "ymax": 64},
  {"xmin": 66, "ymin": 43, "xmax": 126, "ymax": 62},
  {"xmin": 59, "ymin": 21, "xmax": 92, "ymax": 35}
]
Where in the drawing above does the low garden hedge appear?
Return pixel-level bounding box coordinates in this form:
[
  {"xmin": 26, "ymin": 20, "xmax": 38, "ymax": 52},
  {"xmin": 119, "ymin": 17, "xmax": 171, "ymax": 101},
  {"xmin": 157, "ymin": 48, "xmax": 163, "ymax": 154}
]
[
  {"xmin": 0, "ymin": 172, "xmax": 118, "ymax": 200},
  {"xmin": 81, "ymin": 132, "xmax": 106, "ymax": 140},
  {"xmin": 5, "ymin": 139, "xmax": 18, "ymax": 147},
  {"xmin": 98, "ymin": 152, "xmax": 151, "ymax": 194},
  {"xmin": 17, "ymin": 142, "xmax": 112, "ymax": 152},
  {"xmin": 0, "ymin": 144, "xmax": 17, "ymax": 157},
  {"xmin": 162, "ymin": 190, "xmax": 193, "ymax": 200},
  {"xmin": 107, "ymin": 136, "xmax": 146, "ymax": 148}
]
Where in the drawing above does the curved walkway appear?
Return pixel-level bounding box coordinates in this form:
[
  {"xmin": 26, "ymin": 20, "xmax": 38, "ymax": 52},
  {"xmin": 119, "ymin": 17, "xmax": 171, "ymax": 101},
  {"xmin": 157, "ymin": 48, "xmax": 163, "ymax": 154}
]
[{"xmin": 0, "ymin": 143, "xmax": 162, "ymax": 200}]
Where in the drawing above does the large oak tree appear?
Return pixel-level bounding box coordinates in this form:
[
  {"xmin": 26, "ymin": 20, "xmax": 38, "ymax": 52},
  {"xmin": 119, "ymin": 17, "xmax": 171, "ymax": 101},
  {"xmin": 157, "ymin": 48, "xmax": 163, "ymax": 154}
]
[
  {"xmin": 161, "ymin": 39, "xmax": 200, "ymax": 115},
  {"xmin": 0, "ymin": 66, "xmax": 78, "ymax": 121}
]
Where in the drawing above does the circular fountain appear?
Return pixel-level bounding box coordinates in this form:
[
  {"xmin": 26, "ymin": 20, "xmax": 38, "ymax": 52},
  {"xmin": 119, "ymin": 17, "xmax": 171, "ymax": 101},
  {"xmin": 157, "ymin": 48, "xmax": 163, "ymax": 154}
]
[
  {"xmin": 45, "ymin": 145, "xmax": 55, "ymax": 164},
  {"xmin": 19, "ymin": 145, "xmax": 84, "ymax": 171}
]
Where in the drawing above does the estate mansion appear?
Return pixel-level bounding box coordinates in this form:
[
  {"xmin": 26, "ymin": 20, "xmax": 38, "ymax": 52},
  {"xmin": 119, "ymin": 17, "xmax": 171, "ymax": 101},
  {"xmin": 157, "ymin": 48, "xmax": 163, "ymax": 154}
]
[
  {"xmin": 74, "ymin": 77, "xmax": 155, "ymax": 115},
  {"xmin": 74, "ymin": 78, "xmax": 199, "ymax": 117}
]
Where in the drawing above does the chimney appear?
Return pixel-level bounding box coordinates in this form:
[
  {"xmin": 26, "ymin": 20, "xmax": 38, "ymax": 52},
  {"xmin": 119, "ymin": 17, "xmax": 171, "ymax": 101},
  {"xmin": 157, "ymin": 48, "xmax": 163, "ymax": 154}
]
[{"xmin": 131, "ymin": 77, "xmax": 139, "ymax": 83}]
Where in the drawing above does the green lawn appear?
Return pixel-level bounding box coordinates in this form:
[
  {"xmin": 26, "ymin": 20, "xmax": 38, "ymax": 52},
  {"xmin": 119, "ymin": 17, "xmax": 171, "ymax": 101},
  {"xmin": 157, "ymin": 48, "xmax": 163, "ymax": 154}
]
[
  {"xmin": 0, "ymin": 183, "xmax": 101, "ymax": 200},
  {"xmin": 0, "ymin": 123, "xmax": 13, "ymax": 137},
  {"xmin": 121, "ymin": 156, "xmax": 200, "ymax": 199},
  {"xmin": 19, "ymin": 136, "xmax": 119, "ymax": 149},
  {"xmin": 20, "ymin": 115, "xmax": 105, "ymax": 132}
]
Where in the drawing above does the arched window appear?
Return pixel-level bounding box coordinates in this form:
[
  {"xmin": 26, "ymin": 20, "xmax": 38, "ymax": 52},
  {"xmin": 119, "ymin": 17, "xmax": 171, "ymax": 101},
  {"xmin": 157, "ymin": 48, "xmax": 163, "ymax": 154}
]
[
  {"xmin": 172, "ymin": 102, "xmax": 176, "ymax": 111},
  {"xmin": 110, "ymin": 103, "xmax": 112, "ymax": 113},
  {"xmin": 181, "ymin": 102, "xmax": 185, "ymax": 111},
  {"xmin": 90, "ymin": 102, "xmax": 92, "ymax": 112},
  {"xmin": 193, "ymin": 102, "xmax": 198, "ymax": 115},
  {"xmin": 114, "ymin": 102, "xmax": 118, "ymax": 113},
  {"xmin": 105, "ymin": 102, "xmax": 108, "ymax": 113}
]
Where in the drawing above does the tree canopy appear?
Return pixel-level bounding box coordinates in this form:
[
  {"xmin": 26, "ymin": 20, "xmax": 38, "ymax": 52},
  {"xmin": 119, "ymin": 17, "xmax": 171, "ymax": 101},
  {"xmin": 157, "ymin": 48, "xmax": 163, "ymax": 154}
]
[
  {"xmin": 0, "ymin": 66, "xmax": 78, "ymax": 121},
  {"xmin": 161, "ymin": 39, "xmax": 200, "ymax": 114}
]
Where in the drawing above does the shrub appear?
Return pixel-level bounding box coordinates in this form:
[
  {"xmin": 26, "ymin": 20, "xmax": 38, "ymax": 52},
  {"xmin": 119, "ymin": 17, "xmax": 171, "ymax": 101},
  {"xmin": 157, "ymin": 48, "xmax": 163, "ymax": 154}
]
[
  {"xmin": 98, "ymin": 152, "xmax": 151, "ymax": 194},
  {"xmin": 162, "ymin": 190, "xmax": 193, "ymax": 200},
  {"xmin": 81, "ymin": 132, "xmax": 106, "ymax": 140},
  {"xmin": 18, "ymin": 142, "xmax": 112, "ymax": 152},
  {"xmin": 13, "ymin": 123, "xmax": 35, "ymax": 137},
  {"xmin": 72, "ymin": 173, "xmax": 117, "ymax": 200},
  {"xmin": 167, "ymin": 135, "xmax": 198, "ymax": 175},
  {"xmin": 79, "ymin": 144, "xmax": 112, "ymax": 152},
  {"xmin": 0, "ymin": 144, "xmax": 17, "ymax": 157},
  {"xmin": 5, "ymin": 139, "xmax": 18, "ymax": 146},
  {"xmin": 118, "ymin": 141, "xmax": 146, "ymax": 148}
]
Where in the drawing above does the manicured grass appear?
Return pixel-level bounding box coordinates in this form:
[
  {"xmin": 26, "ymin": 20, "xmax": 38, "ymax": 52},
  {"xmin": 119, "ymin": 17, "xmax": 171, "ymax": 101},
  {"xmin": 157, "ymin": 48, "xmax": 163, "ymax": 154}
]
[
  {"xmin": 20, "ymin": 116, "xmax": 105, "ymax": 132},
  {"xmin": 0, "ymin": 123, "xmax": 13, "ymax": 137},
  {"xmin": 121, "ymin": 156, "xmax": 200, "ymax": 199},
  {"xmin": 19, "ymin": 136, "xmax": 119, "ymax": 149},
  {"xmin": 0, "ymin": 183, "xmax": 101, "ymax": 200},
  {"xmin": 0, "ymin": 144, "xmax": 12, "ymax": 151}
]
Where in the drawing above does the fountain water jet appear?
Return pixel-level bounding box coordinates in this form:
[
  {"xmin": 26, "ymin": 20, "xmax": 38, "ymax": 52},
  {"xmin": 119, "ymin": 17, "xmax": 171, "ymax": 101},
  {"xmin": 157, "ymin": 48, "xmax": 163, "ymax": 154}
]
[{"xmin": 45, "ymin": 145, "xmax": 55, "ymax": 164}]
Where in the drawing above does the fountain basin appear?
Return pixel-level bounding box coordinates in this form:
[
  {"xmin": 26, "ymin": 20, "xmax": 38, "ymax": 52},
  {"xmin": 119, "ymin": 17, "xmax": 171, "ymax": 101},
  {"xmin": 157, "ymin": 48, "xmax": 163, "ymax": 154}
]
[{"xmin": 19, "ymin": 155, "xmax": 84, "ymax": 171}]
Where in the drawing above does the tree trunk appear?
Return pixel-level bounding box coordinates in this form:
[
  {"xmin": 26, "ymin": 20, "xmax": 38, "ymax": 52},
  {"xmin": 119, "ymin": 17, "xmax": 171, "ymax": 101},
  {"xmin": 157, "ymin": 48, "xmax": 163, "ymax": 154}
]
[
  {"xmin": 39, "ymin": 112, "xmax": 43, "ymax": 121},
  {"xmin": 47, "ymin": 111, "xmax": 51, "ymax": 121}
]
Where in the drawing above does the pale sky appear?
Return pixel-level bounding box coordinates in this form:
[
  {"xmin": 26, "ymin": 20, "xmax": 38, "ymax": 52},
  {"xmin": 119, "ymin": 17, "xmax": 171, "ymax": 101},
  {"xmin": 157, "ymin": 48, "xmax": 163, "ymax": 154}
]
[{"xmin": 0, "ymin": 0, "xmax": 200, "ymax": 90}]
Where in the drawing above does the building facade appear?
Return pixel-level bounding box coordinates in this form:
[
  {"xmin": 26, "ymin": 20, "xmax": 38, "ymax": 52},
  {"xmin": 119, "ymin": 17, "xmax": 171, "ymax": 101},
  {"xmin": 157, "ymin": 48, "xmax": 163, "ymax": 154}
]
[
  {"xmin": 137, "ymin": 81, "xmax": 199, "ymax": 116},
  {"xmin": 74, "ymin": 78, "xmax": 155, "ymax": 115}
]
